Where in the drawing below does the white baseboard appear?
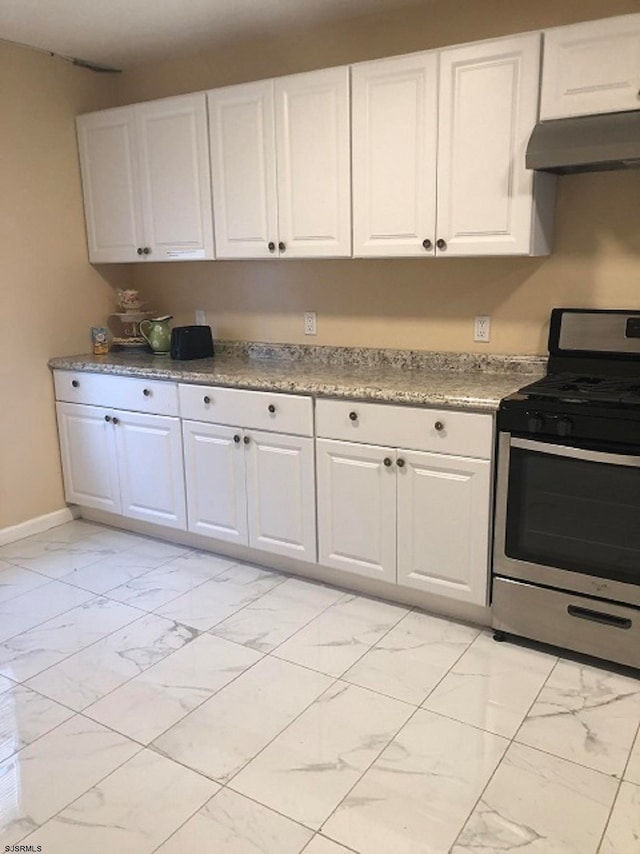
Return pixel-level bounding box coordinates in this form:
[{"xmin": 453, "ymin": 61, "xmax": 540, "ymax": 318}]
[{"xmin": 0, "ymin": 506, "xmax": 80, "ymax": 546}]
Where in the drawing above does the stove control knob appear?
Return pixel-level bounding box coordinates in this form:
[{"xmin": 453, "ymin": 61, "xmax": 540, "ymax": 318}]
[
  {"xmin": 557, "ymin": 417, "xmax": 574, "ymax": 438},
  {"xmin": 527, "ymin": 413, "xmax": 544, "ymax": 433}
]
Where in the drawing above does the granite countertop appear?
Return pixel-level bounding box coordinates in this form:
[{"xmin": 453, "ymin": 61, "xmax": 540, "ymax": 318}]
[{"xmin": 49, "ymin": 342, "xmax": 546, "ymax": 412}]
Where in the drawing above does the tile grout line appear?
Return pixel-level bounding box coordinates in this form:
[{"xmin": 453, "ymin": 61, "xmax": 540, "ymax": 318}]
[
  {"xmin": 314, "ymin": 612, "xmax": 484, "ymax": 849},
  {"xmin": 5, "ymin": 550, "xmax": 250, "ymax": 687},
  {"xmin": 10, "ymin": 730, "xmax": 147, "ymax": 847},
  {"xmin": 445, "ymin": 651, "xmax": 563, "ymax": 852},
  {"xmin": 445, "ymin": 652, "xmax": 640, "ymax": 852},
  {"xmin": 218, "ymin": 604, "xmax": 421, "ymax": 838},
  {"xmin": 0, "ymin": 539, "xmax": 198, "ymax": 647},
  {"xmin": 20, "ymin": 556, "xmax": 346, "ymax": 750},
  {"xmin": 595, "ymin": 715, "xmax": 640, "ymax": 854}
]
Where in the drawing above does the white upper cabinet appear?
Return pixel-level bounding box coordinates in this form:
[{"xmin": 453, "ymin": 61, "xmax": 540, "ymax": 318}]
[
  {"xmin": 208, "ymin": 66, "xmax": 351, "ymax": 259},
  {"xmin": 438, "ymin": 32, "xmax": 552, "ymax": 257},
  {"xmin": 352, "ymin": 52, "xmax": 438, "ymax": 257},
  {"xmin": 135, "ymin": 95, "xmax": 214, "ymax": 261},
  {"xmin": 76, "ymin": 108, "xmax": 143, "ymax": 263},
  {"xmin": 274, "ymin": 67, "xmax": 351, "ymax": 258},
  {"xmin": 541, "ymin": 14, "xmax": 640, "ymax": 120},
  {"xmin": 208, "ymin": 80, "xmax": 278, "ymax": 259},
  {"xmin": 352, "ymin": 34, "xmax": 554, "ymax": 258},
  {"xmin": 77, "ymin": 94, "xmax": 214, "ymax": 263}
]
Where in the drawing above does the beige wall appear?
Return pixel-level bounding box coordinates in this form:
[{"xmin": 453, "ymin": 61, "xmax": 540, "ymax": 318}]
[
  {"xmin": 0, "ymin": 42, "xmax": 124, "ymax": 529},
  {"xmin": 122, "ymin": 0, "xmax": 640, "ymax": 355}
]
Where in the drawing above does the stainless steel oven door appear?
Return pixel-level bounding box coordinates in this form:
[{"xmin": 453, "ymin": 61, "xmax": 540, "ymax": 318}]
[{"xmin": 493, "ymin": 432, "xmax": 640, "ymax": 607}]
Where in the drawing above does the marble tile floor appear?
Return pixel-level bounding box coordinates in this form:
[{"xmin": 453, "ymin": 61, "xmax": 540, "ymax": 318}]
[{"xmin": 0, "ymin": 519, "xmax": 638, "ymax": 853}]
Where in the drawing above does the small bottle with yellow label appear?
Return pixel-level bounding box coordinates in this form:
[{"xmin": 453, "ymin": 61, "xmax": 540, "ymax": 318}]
[{"xmin": 91, "ymin": 327, "xmax": 109, "ymax": 355}]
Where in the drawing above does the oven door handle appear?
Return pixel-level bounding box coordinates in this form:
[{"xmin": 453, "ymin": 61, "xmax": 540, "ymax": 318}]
[{"xmin": 511, "ymin": 438, "xmax": 640, "ymax": 468}]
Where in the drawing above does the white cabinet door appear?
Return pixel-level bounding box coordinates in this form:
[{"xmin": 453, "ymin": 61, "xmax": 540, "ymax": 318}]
[
  {"xmin": 316, "ymin": 439, "xmax": 396, "ymax": 582},
  {"xmin": 76, "ymin": 107, "xmax": 144, "ymax": 263},
  {"xmin": 275, "ymin": 67, "xmax": 352, "ymax": 258},
  {"xmin": 437, "ymin": 33, "xmax": 545, "ymax": 256},
  {"xmin": 56, "ymin": 403, "xmax": 121, "ymax": 513},
  {"xmin": 246, "ymin": 430, "xmax": 316, "ymax": 562},
  {"xmin": 182, "ymin": 420, "xmax": 248, "ymax": 544},
  {"xmin": 208, "ymin": 81, "xmax": 278, "ymax": 259},
  {"xmin": 115, "ymin": 412, "xmax": 186, "ymax": 530},
  {"xmin": 397, "ymin": 449, "xmax": 490, "ymax": 605},
  {"xmin": 352, "ymin": 52, "xmax": 438, "ymax": 257},
  {"xmin": 136, "ymin": 94, "xmax": 214, "ymax": 261},
  {"xmin": 541, "ymin": 14, "xmax": 640, "ymax": 119}
]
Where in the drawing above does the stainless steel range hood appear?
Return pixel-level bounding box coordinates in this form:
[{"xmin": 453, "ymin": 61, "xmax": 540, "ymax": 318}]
[{"xmin": 526, "ymin": 111, "xmax": 640, "ymax": 174}]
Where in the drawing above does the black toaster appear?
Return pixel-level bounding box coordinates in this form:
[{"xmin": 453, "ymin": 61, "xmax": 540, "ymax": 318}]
[{"xmin": 170, "ymin": 325, "xmax": 214, "ymax": 360}]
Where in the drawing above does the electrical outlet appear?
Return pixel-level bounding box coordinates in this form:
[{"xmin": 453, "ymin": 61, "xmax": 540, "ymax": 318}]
[
  {"xmin": 195, "ymin": 309, "xmax": 206, "ymax": 326},
  {"xmin": 304, "ymin": 311, "xmax": 317, "ymax": 336},
  {"xmin": 474, "ymin": 315, "xmax": 491, "ymax": 343}
]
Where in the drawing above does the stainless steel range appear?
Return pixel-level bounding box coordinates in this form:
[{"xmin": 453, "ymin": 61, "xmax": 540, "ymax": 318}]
[{"xmin": 492, "ymin": 308, "xmax": 640, "ymax": 670}]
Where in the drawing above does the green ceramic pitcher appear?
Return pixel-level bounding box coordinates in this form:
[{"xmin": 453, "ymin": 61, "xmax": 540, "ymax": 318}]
[{"xmin": 139, "ymin": 315, "xmax": 173, "ymax": 355}]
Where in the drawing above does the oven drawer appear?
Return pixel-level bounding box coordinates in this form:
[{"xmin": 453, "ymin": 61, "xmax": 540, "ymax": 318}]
[{"xmin": 492, "ymin": 577, "xmax": 640, "ymax": 670}]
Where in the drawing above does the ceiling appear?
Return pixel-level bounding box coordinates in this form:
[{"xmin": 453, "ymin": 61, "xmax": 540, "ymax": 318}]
[{"xmin": 0, "ymin": 0, "xmax": 418, "ymax": 70}]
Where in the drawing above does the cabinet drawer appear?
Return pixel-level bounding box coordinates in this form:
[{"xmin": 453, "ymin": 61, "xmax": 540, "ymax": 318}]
[
  {"xmin": 53, "ymin": 371, "xmax": 179, "ymax": 416},
  {"xmin": 179, "ymin": 384, "xmax": 313, "ymax": 436},
  {"xmin": 316, "ymin": 399, "xmax": 493, "ymax": 459}
]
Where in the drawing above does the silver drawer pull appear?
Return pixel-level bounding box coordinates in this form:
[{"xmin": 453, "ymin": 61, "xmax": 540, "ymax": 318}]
[
  {"xmin": 203, "ymin": 395, "xmax": 211, "ymax": 405},
  {"xmin": 567, "ymin": 605, "xmax": 632, "ymax": 630},
  {"xmin": 143, "ymin": 388, "xmax": 151, "ymax": 397},
  {"xmin": 434, "ymin": 421, "xmax": 444, "ymax": 432},
  {"xmin": 71, "ymin": 379, "xmax": 79, "ymax": 388}
]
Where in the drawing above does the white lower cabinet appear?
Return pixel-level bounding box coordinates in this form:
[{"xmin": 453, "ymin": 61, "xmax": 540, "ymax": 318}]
[
  {"xmin": 317, "ymin": 438, "xmax": 490, "ymax": 605},
  {"xmin": 316, "ymin": 399, "xmax": 493, "ymax": 606},
  {"xmin": 55, "ymin": 373, "xmax": 493, "ymax": 607},
  {"xmin": 113, "ymin": 410, "xmax": 186, "ymax": 529},
  {"xmin": 56, "ymin": 403, "xmax": 121, "ymax": 514},
  {"xmin": 56, "ymin": 402, "xmax": 186, "ymax": 530},
  {"xmin": 182, "ymin": 422, "xmax": 248, "ymax": 544},
  {"xmin": 396, "ymin": 449, "xmax": 491, "ymax": 605},
  {"xmin": 316, "ymin": 440, "xmax": 397, "ymax": 583},
  {"xmin": 182, "ymin": 420, "xmax": 317, "ymax": 563}
]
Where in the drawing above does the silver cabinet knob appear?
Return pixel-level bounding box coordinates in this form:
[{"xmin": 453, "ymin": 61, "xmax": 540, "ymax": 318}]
[
  {"xmin": 71, "ymin": 379, "xmax": 79, "ymax": 388},
  {"xmin": 434, "ymin": 421, "xmax": 444, "ymax": 432}
]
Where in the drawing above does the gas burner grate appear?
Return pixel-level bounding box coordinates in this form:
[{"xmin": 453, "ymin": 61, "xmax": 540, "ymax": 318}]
[{"xmin": 519, "ymin": 373, "xmax": 640, "ymax": 405}]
